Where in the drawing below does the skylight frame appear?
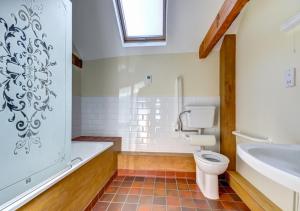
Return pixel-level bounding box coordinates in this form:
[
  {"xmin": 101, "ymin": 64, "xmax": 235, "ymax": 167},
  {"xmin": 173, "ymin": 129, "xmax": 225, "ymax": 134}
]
[{"xmin": 115, "ymin": 0, "xmax": 167, "ymax": 44}]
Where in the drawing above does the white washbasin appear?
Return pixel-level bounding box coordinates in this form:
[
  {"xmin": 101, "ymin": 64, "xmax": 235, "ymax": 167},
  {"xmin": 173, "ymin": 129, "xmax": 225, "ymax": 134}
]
[{"xmin": 238, "ymin": 143, "xmax": 300, "ymax": 192}]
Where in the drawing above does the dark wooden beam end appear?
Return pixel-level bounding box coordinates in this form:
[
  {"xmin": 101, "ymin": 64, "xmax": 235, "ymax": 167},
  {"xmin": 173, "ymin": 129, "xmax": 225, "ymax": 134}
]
[{"xmin": 72, "ymin": 53, "xmax": 83, "ymax": 68}]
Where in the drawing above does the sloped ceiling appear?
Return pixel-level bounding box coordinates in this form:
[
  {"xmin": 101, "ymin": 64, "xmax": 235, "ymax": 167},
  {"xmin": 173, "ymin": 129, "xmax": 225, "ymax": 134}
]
[{"xmin": 72, "ymin": 0, "xmax": 225, "ymax": 60}]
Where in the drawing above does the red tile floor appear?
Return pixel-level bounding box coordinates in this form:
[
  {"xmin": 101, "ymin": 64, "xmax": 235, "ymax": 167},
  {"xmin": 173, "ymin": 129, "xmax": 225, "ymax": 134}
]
[{"xmin": 92, "ymin": 174, "xmax": 250, "ymax": 211}]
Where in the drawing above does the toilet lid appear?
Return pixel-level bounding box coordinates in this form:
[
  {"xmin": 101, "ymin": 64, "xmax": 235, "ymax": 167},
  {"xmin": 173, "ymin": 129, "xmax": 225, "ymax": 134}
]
[{"xmin": 194, "ymin": 150, "xmax": 229, "ymax": 165}]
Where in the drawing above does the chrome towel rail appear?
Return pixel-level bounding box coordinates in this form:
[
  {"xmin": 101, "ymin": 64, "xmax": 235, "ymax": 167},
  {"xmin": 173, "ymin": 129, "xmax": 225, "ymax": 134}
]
[{"xmin": 232, "ymin": 131, "xmax": 272, "ymax": 143}]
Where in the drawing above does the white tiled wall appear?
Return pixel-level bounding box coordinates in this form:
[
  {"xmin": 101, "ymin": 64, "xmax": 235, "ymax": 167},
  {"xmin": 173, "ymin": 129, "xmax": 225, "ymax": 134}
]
[
  {"xmin": 72, "ymin": 96, "xmax": 81, "ymax": 138},
  {"xmin": 78, "ymin": 96, "xmax": 220, "ymax": 153}
]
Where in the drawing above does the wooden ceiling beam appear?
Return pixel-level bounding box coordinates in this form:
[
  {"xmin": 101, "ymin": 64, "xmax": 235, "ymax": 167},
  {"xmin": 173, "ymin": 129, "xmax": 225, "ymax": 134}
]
[
  {"xmin": 199, "ymin": 0, "xmax": 249, "ymax": 59},
  {"xmin": 72, "ymin": 53, "xmax": 83, "ymax": 69}
]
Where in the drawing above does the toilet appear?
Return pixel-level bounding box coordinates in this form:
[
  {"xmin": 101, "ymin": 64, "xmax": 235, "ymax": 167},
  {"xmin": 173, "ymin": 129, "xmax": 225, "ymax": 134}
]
[
  {"xmin": 194, "ymin": 150, "xmax": 229, "ymax": 199},
  {"xmin": 185, "ymin": 106, "xmax": 230, "ymax": 200}
]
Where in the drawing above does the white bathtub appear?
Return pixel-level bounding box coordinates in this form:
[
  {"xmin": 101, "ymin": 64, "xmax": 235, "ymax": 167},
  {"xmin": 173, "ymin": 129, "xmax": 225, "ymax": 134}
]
[
  {"xmin": 238, "ymin": 143, "xmax": 300, "ymax": 193},
  {"xmin": 2, "ymin": 141, "xmax": 113, "ymax": 211}
]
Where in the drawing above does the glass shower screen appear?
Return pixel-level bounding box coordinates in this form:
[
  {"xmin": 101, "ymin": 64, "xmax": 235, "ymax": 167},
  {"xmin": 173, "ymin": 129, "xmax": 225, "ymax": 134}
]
[{"xmin": 0, "ymin": 0, "xmax": 72, "ymax": 207}]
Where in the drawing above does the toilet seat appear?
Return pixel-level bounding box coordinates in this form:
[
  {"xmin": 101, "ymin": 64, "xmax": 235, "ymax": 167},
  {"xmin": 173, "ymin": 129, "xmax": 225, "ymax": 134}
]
[{"xmin": 194, "ymin": 150, "xmax": 229, "ymax": 166}]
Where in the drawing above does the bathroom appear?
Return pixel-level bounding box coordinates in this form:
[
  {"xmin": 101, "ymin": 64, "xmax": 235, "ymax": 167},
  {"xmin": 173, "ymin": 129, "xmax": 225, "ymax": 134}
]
[{"xmin": 1, "ymin": 0, "xmax": 300, "ymax": 210}]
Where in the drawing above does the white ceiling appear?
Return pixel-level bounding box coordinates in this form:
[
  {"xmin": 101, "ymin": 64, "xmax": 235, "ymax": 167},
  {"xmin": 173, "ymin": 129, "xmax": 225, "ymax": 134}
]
[{"xmin": 72, "ymin": 0, "xmax": 225, "ymax": 60}]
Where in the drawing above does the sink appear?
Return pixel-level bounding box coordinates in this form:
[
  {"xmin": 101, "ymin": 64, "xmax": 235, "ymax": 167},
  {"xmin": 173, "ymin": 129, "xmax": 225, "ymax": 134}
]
[{"xmin": 237, "ymin": 143, "xmax": 300, "ymax": 192}]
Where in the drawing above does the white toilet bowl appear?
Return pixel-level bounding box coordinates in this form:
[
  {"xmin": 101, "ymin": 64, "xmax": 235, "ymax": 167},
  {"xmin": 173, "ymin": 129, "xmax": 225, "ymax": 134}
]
[{"xmin": 194, "ymin": 150, "xmax": 229, "ymax": 200}]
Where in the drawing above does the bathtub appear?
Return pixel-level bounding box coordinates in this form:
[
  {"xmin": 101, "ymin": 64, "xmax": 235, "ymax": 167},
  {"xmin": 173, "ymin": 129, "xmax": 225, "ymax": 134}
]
[
  {"xmin": 2, "ymin": 141, "xmax": 113, "ymax": 211},
  {"xmin": 238, "ymin": 143, "xmax": 300, "ymax": 193}
]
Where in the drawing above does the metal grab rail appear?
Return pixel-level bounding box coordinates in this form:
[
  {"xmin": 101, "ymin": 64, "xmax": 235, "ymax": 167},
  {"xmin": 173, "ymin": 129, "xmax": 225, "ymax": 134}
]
[{"xmin": 232, "ymin": 131, "xmax": 272, "ymax": 143}]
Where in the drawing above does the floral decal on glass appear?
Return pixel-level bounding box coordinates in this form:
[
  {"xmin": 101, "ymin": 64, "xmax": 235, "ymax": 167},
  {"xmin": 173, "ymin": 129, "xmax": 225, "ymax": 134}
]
[{"xmin": 0, "ymin": 2, "xmax": 57, "ymax": 155}]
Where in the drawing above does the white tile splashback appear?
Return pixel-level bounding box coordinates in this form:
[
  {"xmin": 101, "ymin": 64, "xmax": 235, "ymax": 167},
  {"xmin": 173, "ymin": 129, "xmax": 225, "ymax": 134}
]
[{"xmin": 77, "ymin": 96, "xmax": 220, "ymax": 153}]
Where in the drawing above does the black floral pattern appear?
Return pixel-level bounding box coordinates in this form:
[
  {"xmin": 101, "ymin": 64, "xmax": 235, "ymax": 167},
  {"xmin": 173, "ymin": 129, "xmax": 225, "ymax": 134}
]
[{"xmin": 0, "ymin": 2, "xmax": 57, "ymax": 155}]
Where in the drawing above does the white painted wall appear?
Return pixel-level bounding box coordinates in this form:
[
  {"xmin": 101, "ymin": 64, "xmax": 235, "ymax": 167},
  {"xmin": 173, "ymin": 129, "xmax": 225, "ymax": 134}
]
[{"xmin": 81, "ymin": 53, "xmax": 219, "ymax": 97}]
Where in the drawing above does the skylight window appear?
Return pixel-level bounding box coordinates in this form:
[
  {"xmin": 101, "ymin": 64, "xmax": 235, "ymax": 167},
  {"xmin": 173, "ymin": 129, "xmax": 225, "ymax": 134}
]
[{"xmin": 114, "ymin": 0, "xmax": 167, "ymax": 46}]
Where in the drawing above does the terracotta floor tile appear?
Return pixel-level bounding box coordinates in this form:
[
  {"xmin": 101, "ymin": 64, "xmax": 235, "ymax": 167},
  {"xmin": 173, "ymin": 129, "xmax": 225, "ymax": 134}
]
[
  {"xmin": 193, "ymin": 199, "xmax": 210, "ymax": 209},
  {"xmin": 115, "ymin": 176, "xmax": 125, "ymax": 181},
  {"xmin": 166, "ymin": 196, "xmax": 180, "ymax": 206},
  {"xmin": 121, "ymin": 182, "xmax": 133, "ymax": 188},
  {"xmin": 167, "ymin": 190, "xmax": 179, "ymax": 197},
  {"xmin": 105, "ymin": 186, "xmax": 119, "ymax": 194},
  {"xmin": 166, "ymin": 183, "xmax": 177, "ymax": 190},
  {"xmin": 99, "ymin": 193, "xmax": 115, "ymax": 202},
  {"xmin": 152, "ymin": 205, "xmax": 167, "ymax": 211},
  {"xmin": 180, "ymin": 198, "xmax": 196, "ymax": 208},
  {"xmin": 166, "ymin": 206, "xmax": 181, "ymax": 211},
  {"xmin": 154, "ymin": 188, "xmax": 166, "ymax": 196},
  {"xmin": 156, "ymin": 178, "xmax": 166, "ymax": 183},
  {"xmin": 221, "ymin": 201, "xmax": 239, "ymax": 210},
  {"xmin": 124, "ymin": 176, "xmax": 135, "ymax": 182},
  {"xmin": 137, "ymin": 204, "xmax": 152, "ymax": 211},
  {"xmin": 144, "ymin": 183, "xmax": 155, "ymax": 188},
  {"xmin": 92, "ymin": 202, "xmax": 109, "ymax": 211},
  {"xmin": 140, "ymin": 196, "xmax": 154, "ymax": 205},
  {"xmin": 155, "ymin": 182, "xmax": 166, "ymax": 189},
  {"xmin": 208, "ymin": 200, "xmax": 224, "ymax": 209},
  {"xmin": 122, "ymin": 203, "xmax": 138, "ymax": 211},
  {"xmin": 176, "ymin": 179, "xmax": 187, "ymax": 184},
  {"xmin": 219, "ymin": 193, "xmax": 234, "ymax": 202},
  {"xmin": 106, "ymin": 203, "xmax": 123, "ymax": 211},
  {"xmin": 179, "ymin": 190, "xmax": 192, "ymax": 198},
  {"xmin": 186, "ymin": 172, "xmax": 196, "ymax": 179},
  {"xmin": 192, "ymin": 192, "xmax": 205, "ymax": 200},
  {"xmin": 166, "ymin": 179, "xmax": 176, "ymax": 184},
  {"xmin": 132, "ymin": 182, "xmax": 144, "ymax": 188},
  {"xmin": 112, "ymin": 194, "xmax": 127, "ymax": 203},
  {"xmin": 117, "ymin": 187, "xmax": 130, "ymax": 194},
  {"xmin": 135, "ymin": 177, "xmax": 145, "ymax": 182},
  {"xmin": 187, "ymin": 179, "xmax": 196, "ymax": 184},
  {"xmin": 144, "ymin": 178, "xmax": 155, "ymax": 183},
  {"xmin": 129, "ymin": 188, "xmax": 142, "ymax": 195},
  {"xmin": 153, "ymin": 196, "xmax": 167, "ymax": 205},
  {"xmin": 126, "ymin": 195, "xmax": 140, "ymax": 204},
  {"xmin": 181, "ymin": 207, "xmax": 197, "ymax": 211},
  {"xmin": 189, "ymin": 184, "xmax": 200, "ymax": 192},
  {"xmin": 111, "ymin": 181, "xmax": 122, "ymax": 187},
  {"xmin": 92, "ymin": 174, "xmax": 249, "ymax": 211},
  {"xmin": 178, "ymin": 183, "xmax": 189, "ymax": 190},
  {"xmin": 156, "ymin": 171, "xmax": 166, "ymax": 177},
  {"xmin": 141, "ymin": 188, "xmax": 154, "ymax": 195}
]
